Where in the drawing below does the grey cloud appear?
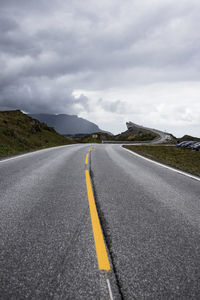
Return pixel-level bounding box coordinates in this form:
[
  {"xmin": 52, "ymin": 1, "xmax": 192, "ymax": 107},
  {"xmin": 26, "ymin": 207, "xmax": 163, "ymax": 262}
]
[
  {"xmin": 97, "ymin": 98, "xmax": 126, "ymax": 113},
  {"xmin": 0, "ymin": 76, "xmax": 89, "ymax": 114},
  {"xmin": 0, "ymin": 0, "xmax": 200, "ymax": 120},
  {"xmin": 0, "ymin": 15, "xmax": 18, "ymax": 32},
  {"xmin": 0, "ymin": 0, "xmax": 56, "ymax": 11}
]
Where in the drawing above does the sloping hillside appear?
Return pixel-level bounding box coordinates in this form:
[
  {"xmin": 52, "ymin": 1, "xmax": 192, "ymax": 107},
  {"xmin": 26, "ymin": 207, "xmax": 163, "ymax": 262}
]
[
  {"xmin": 114, "ymin": 122, "xmax": 158, "ymax": 142},
  {"xmin": 29, "ymin": 113, "xmax": 106, "ymax": 135},
  {"xmin": 178, "ymin": 135, "xmax": 200, "ymax": 142},
  {"xmin": 0, "ymin": 110, "xmax": 73, "ymax": 157},
  {"xmin": 115, "ymin": 122, "xmax": 173, "ymax": 143}
]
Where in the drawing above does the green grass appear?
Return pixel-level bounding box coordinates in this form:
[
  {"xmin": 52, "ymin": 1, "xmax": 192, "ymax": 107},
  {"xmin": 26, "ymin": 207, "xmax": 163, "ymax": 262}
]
[
  {"xmin": 0, "ymin": 110, "xmax": 74, "ymax": 158},
  {"xmin": 115, "ymin": 132, "xmax": 157, "ymax": 141},
  {"xmin": 78, "ymin": 132, "xmax": 114, "ymax": 143},
  {"xmin": 78, "ymin": 132, "xmax": 157, "ymax": 143},
  {"xmin": 123, "ymin": 145, "xmax": 200, "ymax": 177}
]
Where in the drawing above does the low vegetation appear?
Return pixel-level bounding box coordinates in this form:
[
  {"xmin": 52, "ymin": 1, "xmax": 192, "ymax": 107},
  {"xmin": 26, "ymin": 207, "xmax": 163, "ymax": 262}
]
[
  {"xmin": 123, "ymin": 145, "xmax": 200, "ymax": 176},
  {"xmin": 178, "ymin": 135, "xmax": 200, "ymax": 142},
  {"xmin": 77, "ymin": 131, "xmax": 157, "ymax": 143},
  {"xmin": 0, "ymin": 110, "xmax": 74, "ymax": 158},
  {"xmin": 115, "ymin": 132, "xmax": 157, "ymax": 141},
  {"xmin": 77, "ymin": 132, "xmax": 114, "ymax": 143}
]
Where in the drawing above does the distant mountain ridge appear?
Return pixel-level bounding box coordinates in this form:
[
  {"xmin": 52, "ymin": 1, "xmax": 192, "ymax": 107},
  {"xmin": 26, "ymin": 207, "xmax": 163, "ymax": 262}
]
[{"xmin": 28, "ymin": 113, "xmax": 106, "ymax": 135}]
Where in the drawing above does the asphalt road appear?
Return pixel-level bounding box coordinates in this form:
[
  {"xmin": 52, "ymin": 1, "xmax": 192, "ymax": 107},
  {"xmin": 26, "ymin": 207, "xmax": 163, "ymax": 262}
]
[{"xmin": 0, "ymin": 144, "xmax": 200, "ymax": 299}]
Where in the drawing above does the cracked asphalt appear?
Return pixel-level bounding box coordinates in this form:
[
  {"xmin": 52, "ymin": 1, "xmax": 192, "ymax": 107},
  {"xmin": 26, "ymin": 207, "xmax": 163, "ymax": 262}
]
[{"xmin": 0, "ymin": 144, "xmax": 200, "ymax": 299}]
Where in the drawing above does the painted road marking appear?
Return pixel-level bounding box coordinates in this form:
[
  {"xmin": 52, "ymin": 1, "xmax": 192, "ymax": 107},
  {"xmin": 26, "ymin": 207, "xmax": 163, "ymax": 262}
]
[
  {"xmin": 85, "ymin": 153, "xmax": 89, "ymax": 165},
  {"xmin": 85, "ymin": 147, "xmax": 111, "ymax": 271},
  {"xmin": 85, "ymin": 147, "xmax": 114, "ymax": 299},
  {"xmin": 122, "ymin": 146, "xmax": 200, "ymax": 182},
  {"xmin": 88, "ymin": 146, "xmax": 95, "ymax": 152},
  {"xmin": 107, "ymin": 279, "xmax": 114, "ymax": 300},
  {"xmin": 85, "ymin": 169, "xmax": 111, "ymax": 270},
  {"xmin": 85, "ymin": 146, "xmax": 95, "ymax": 165}
]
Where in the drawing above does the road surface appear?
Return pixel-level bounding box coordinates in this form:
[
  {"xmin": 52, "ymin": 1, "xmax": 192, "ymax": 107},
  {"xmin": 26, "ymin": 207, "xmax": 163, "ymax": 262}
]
[
  {"xmin": 0, "ymin": 144, "xmax": 200, "ymax": 299},
  {"xmin": 126, "ymin": 122, "xmax": 172, "ymax": 144}
]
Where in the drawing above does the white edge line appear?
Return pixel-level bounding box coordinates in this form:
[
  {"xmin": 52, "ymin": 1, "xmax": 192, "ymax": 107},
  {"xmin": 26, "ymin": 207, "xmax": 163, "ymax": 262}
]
[
  {"xmin": 0, "ymin": 144, "xmax": 78, "ymax": 164},
  {"xmin": 106, "ymin": 278, "xmax": 114, "ymax": 300},
  {"xmin": 121, "ymin": 145, "xmax": 200, "ymax": 182}
]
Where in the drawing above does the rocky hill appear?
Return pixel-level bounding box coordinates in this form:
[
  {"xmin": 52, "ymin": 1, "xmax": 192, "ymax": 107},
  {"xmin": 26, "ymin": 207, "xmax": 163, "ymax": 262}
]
[
  {"xmin": 117, "ymin": 122, "xmax": 173, "ymax": 143},
  {"xmin": 0, "ymin": 110, "xmax": 73, "ymax": 157},
  {"xmin": 178, "ymin": 135, "xmax": 200, "ymax": 142},
  {"xmin": 114, "ymin": 122, "xmax": 158, "ymax": 142}
]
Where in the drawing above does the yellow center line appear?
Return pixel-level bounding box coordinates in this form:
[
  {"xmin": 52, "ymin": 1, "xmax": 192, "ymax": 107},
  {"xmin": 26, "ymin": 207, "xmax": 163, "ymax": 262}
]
[
  {"xmin": 85, "ymin": 146, "xmax": 94, "ymax": 164},
  {"xmin": 85, "ymin": 153, "xmax": 89, "ymax": 165},
  {"xmin": 85, "ymin": 169, "xmax": 110, "ymax": 271},
  {"xmin": 85, "ymin": 147, "xmax": 110, "ymax": 271}
]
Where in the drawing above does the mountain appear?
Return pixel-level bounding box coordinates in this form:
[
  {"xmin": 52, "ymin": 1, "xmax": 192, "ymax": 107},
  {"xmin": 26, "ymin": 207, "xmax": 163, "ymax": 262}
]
[
  {"xmin": 113, "ymin": 121, "xmax": 158, "ymax": 142},
  {"xmin": 0, "ymin": 110, "xmax": 73, "ymax": 157},
  {"xmin": 178, "ymin": 135, "xmax": 200, "ymax": 142},
  {"xmin": 110, "ymin": 121, "xmax": 174, "ymax": 143},
  {"xmin": 28, "ymin": 113, "xmax": 105, "ymax": 135}
]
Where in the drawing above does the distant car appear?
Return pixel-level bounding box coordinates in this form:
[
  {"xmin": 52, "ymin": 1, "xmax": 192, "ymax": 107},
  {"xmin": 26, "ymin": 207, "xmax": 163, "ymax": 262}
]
[
  {"xmin": 189, "ymin": 142, "xmax": 199, "ymax": 149},
  {"xmin": 176, "ymin": 140, "xmax": 200, "ymax": 150},
  {"xmin": 176, "ymin": 141, "xmax": 188, "ymax": 148},
  {"xmin": 191, "ymin": 142, "xmax": 200, "ymax": 151},
  {"xmin": 185, "ymin": 141, "xmax": 198, "ymax": 148}
]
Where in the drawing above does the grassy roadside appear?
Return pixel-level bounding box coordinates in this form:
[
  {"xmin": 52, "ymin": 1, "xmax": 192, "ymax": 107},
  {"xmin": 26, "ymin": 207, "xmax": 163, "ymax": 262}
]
[
  {"xmin": 77, "ymin": 132, "xmax": 111, "ymax": 143},
  {"xmin": 123, "ymin": 145, "xmax": 200, "ymax": 177},
  {"xmin": 0, "ymin": 110, "xmax": 75, "ymax": 158},
  {"xmin": 115, "ymin": 132, "xmax": 158, "ymax": 141}
]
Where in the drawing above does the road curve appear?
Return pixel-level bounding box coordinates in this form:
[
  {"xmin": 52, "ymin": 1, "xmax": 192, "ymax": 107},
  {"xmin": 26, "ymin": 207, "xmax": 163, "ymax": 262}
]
[{"xmin": 0, "ymin": 144, "xmax": 200, "ymax": 299}]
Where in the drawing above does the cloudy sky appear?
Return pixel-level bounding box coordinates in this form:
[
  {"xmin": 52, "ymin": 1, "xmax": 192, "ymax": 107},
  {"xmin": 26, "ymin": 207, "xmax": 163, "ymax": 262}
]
[{"xmin": 0, "ymin": 0, "xmax": 200, "ymax": 136}]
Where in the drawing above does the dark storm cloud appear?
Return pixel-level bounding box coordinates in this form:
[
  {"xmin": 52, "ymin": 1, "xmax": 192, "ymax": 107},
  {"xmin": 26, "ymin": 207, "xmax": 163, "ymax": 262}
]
[
  {"xmin": 0, "ymin": 0, "xmax": 200, "ymax": 114},
  {"xmin": 0, "ymin": 76, "xmax": 90, "ymax": 114}
]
